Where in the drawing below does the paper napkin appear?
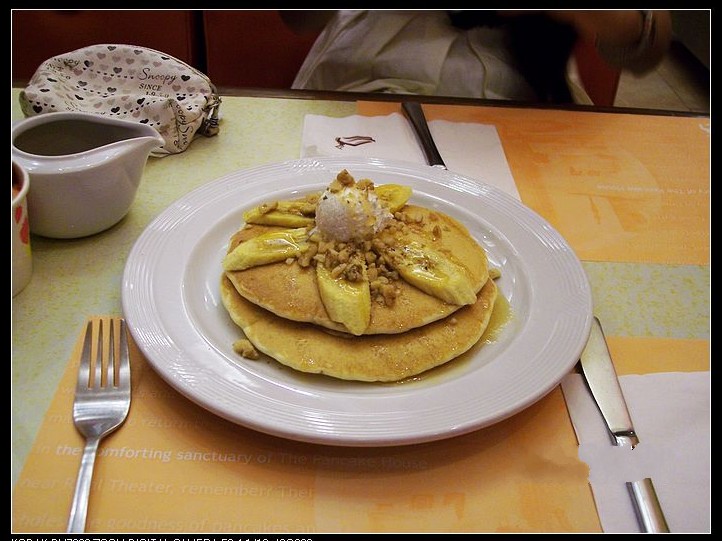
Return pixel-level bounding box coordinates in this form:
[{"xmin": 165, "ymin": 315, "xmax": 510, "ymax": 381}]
[
  {"xmin": 561, "ymin": 371, "xmax": 710, "ymax": 533},
  {"xmin": 300, "ymin": 113, "xmax": 521, "ymax": 201}
]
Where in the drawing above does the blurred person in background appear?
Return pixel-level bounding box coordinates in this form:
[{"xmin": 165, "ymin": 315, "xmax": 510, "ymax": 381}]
[{"xmin": 282, "ymin": 10, "xmax": 671, "ymax": 103}]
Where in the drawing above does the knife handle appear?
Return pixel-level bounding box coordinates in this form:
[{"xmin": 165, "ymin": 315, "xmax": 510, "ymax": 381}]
[
  {"xmin": 627, "ymin": 478, "xmax": 670, "ymax": 533},
  {"xmin": 401, "ymin": 102, "xmax": 447, "ymax": 169}
]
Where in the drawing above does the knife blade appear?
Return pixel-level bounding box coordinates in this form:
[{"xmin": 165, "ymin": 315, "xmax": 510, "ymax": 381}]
[
  {"xmin": 401, "ymin": 101, "xmax": 447, "ymax": 169},
  {"xmin": 579, "ymin": 316, "xmax": 670, "ymax": 533}
]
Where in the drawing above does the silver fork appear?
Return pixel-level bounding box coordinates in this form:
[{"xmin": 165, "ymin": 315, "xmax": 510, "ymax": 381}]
[{"xmin": 67, "ymin": 317, "xmax": 131, "ymax": 533}]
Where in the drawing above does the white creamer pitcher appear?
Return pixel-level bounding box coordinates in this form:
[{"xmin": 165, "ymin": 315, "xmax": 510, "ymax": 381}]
[{"xmin": 11, "ymin": 112, "xmax": 164, "ymax": 239}]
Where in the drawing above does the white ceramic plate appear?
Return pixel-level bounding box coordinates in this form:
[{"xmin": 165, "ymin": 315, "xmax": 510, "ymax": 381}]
[{"xmin": 122, "ymin": 157, "xmax": 592, "ymax": 446}]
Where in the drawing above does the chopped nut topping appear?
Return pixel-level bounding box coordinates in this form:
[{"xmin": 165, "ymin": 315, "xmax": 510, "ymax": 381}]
[
  {"xmin": 304, "ymin": 193, "xmax": 320, "ymax": 205},
  {"xmin": 380, "ymin": 283, "xmax": 398, "ymax": 306},
  {"xmin": 345, "ymin": 261, "xmax": 364, "ymax": 282},
  {"xmin": 337, "ymin": 247, "xmax": 351, "ymax": 263},
  {"xmin": 356, "ymin": 178, "xmax": 374, "ymax": 190},
  {"xmin": 336, "ymin": 169, "xmax": 355, "ymax": 186},
  {"xmin": 233, "ymin": 339, "xmax": 260, "ymax": 359},
  {"xmin": 371, "ymin": 238, "xmax": 386, "ymax": 252}
]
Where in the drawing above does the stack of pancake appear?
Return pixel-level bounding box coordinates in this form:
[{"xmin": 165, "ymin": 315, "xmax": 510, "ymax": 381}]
[{"xmin": 220, "ymin": 172, "xmax": 498, "ymax": 382}]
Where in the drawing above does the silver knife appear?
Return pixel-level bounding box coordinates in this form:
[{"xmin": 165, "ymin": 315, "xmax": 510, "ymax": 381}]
[
  {"xmin": 401, "ymin": 102, "xmax": 447, "ymax": 169},
  {"xmin": 579, "ymin": 317, "xmax": 670, "ymax": 533}
]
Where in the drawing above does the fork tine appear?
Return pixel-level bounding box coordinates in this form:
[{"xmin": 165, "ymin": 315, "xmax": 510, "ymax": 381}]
[
  {"xmin": 117, "ymin": 318, "xmax": 130, "ymax": 391},
  {"xmin": 95, "ymin": 319, "xmax": 102, "ymax": 388},
  {"xmin": 103, "ymin": 318, "xmax": 114, "ymax": 389},
  {"xmin": 77, "ymin": 321, "xmax": 93, "ymax": 390},
  {"xmin": 93, "ymin": 318, "xmax": 105, "ymax": 389}
]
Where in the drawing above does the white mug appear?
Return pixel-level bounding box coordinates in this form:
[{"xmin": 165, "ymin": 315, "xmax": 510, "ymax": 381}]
[{"xmin": 12, "ymin": 160, "xmax": 32, "ymax": 296}]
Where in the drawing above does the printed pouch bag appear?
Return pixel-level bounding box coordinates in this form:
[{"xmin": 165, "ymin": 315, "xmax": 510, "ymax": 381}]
[{"xmin": 18, "ymin": 44, "xmax": 221, "ymax": 156}]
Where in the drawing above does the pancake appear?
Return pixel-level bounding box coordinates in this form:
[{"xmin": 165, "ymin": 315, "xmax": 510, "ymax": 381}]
[
  {"xmin": 220, "ymin": 274, "xmax": 498, "ymax": 382},
  {"xmin": 225, "ymin": 205, "xmax": 489, "ymax": 335}
]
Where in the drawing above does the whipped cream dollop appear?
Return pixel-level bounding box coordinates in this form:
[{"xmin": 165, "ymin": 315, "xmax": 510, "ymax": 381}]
[{"xmin": 315, "ymin": 183, "xmax": 392, "ymax": 243}]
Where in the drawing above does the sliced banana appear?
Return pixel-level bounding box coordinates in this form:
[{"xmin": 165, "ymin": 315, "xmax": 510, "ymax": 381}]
[
  {"xmin": 223, "ymin": 228, "xmax": 309, "ymax": 271},
  {"xmin": 316, "ymin": 260, "xmax": 371, "ymax": 336},
  {"xmin": 243, "ymin": 200, "xmax": 317, "ymax": 228},
  {"xmin": 385, "ymin": 235, "xmax": 477, "ymax": 306},
  {"xmin": 374, "ymin": 184, "xmax": 412, "ymax": 213}
]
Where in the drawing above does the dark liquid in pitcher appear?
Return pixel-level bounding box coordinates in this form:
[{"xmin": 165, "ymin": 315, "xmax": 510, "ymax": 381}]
[{"xmin": 13, "ymin": 119, "xmax": 144, "ymax": 156}]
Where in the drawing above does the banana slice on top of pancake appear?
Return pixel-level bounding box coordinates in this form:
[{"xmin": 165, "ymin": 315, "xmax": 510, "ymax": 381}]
[
  {"xmin": 315, "ymin": 257, "xmax": 371, "ymax": 336},
  {"xmin": 222, "ymin": 227, "xmax": 309, "ymax": 271}
]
